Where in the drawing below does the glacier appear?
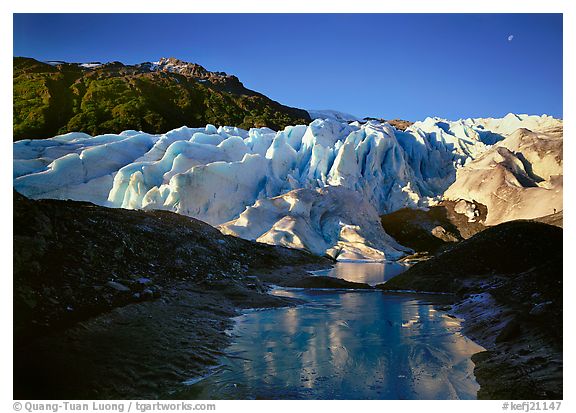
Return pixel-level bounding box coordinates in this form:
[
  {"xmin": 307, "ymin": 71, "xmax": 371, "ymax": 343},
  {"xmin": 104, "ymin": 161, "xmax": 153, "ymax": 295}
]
[
  {"xmin": 13, "ymin": 114, "xmax": 562, "ymax": 260},
  {"xmin": 307, "ymin": 109, "xmax": 360, "ymax": 122}
]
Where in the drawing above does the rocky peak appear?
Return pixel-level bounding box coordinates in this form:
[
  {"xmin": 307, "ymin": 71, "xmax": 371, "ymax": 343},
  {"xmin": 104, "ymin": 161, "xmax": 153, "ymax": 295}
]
[
  {"xmin": 144, "ymin": 57, "xmax": 248, "ymax": 95},
  {"xmin": 153, "ymin": 57, "xmax": 229, "ymax": 80}
]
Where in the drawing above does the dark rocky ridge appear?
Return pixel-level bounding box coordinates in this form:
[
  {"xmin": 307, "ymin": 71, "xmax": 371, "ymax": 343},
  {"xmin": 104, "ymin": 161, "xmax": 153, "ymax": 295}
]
[
  {"xmin": 380, "ymin": 200, "xmax": 487, "ymax": 256},
  {"xmin": 378, "ymin": 220, "xmax": 563, "ymax": 399},
  {"xmin": 380, "ymin": 220, "xmax": 561, "ymax": 293},
  {"xmin": 14, "ymin": 192, "xmax": 330, "ymax": 398}
]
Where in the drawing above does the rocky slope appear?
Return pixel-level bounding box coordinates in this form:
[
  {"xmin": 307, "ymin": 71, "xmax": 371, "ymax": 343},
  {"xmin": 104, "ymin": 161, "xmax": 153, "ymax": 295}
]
[
  {"xmin": 534, "ymin": 210, "xmax": 563, "ymax": 228},
  {"xmin": 14, "ymin": 192, "xmax": 329, "ymax": 398},
  {"xmin": 13, "ymin": 57, "xmax": 311, "ymax": 140},
  {"xmin": 378, "ymin": 220, "xmax": 562, "ymax": 399},
  {"xmin": 380, "ymin": 200, "xmax": 487, "ymax": 255}
]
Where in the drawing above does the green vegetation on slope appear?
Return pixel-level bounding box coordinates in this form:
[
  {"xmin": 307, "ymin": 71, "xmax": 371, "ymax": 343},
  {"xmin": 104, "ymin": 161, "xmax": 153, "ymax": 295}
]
[{"xmin": 13, "ymin": 57, "xmax": 311, "ymax": 140}]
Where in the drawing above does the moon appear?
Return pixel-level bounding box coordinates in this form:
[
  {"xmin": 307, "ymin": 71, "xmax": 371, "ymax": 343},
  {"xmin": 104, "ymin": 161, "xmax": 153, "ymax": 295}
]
[{"xmin": 508, "ymin": 34, "xmax": 514, "ymax": 42}]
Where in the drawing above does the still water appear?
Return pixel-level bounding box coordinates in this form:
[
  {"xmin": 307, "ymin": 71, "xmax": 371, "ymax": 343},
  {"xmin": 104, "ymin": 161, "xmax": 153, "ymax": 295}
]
[
  {"xmin": 179, "ymin": 264, "xmax": 483, "ymax": 400},
  {"xmin": 310, "ymin": 261, "xmax": 410, "ymax": 286}
]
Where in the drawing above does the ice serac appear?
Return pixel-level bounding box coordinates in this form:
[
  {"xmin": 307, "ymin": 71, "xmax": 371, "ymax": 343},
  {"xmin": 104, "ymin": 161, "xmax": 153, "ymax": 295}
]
[
  {"xmin": 220, "ymin": 186, "xmax": 411, "ymax": 261},
  {"xmin": 444, "ymin": 126, "xmax": 563, "ymax": 225},
  {"xmin": 14, "ymin": 132, "xmax": 157, "ymax": 204},
  {"xmin": 12, "ymin": 114, "xmax": 563, "ymax": 260},
  {"xmin": 148, "ymin": 153, "xmax": 269, "ymax": 226}
]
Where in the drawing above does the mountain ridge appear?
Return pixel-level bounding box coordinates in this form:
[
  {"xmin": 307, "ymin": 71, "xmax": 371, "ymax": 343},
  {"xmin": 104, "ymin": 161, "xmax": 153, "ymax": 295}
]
[{"xmin": 13, "ymin": 56, "xmax": 311, "ymax": 140}]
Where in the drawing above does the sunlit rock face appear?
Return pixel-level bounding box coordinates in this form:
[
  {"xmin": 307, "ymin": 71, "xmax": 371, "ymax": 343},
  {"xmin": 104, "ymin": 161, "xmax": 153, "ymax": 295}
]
[
  {"xmin": 13, "ymin": 114, "xmax": 562, "ymax": 260},
  {"xmin": 444, "ymin": 126, "xmax": 563, "ymax": 225}
]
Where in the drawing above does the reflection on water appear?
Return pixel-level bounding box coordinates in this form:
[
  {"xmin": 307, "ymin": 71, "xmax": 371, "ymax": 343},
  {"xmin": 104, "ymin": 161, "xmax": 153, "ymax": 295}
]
[
  {"xmin": 311, "ymin": 261, "xmax": 410, "ymax": 285},
  {"xmin": 179, "ymin": 288, "xmax": 484, "ymax": 400}
]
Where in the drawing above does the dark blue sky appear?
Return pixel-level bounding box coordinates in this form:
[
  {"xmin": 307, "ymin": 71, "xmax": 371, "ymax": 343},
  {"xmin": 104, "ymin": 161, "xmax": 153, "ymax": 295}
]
[{"xmin": 13, "ymin": 13, "xmax": 563, "ymax": 120}]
